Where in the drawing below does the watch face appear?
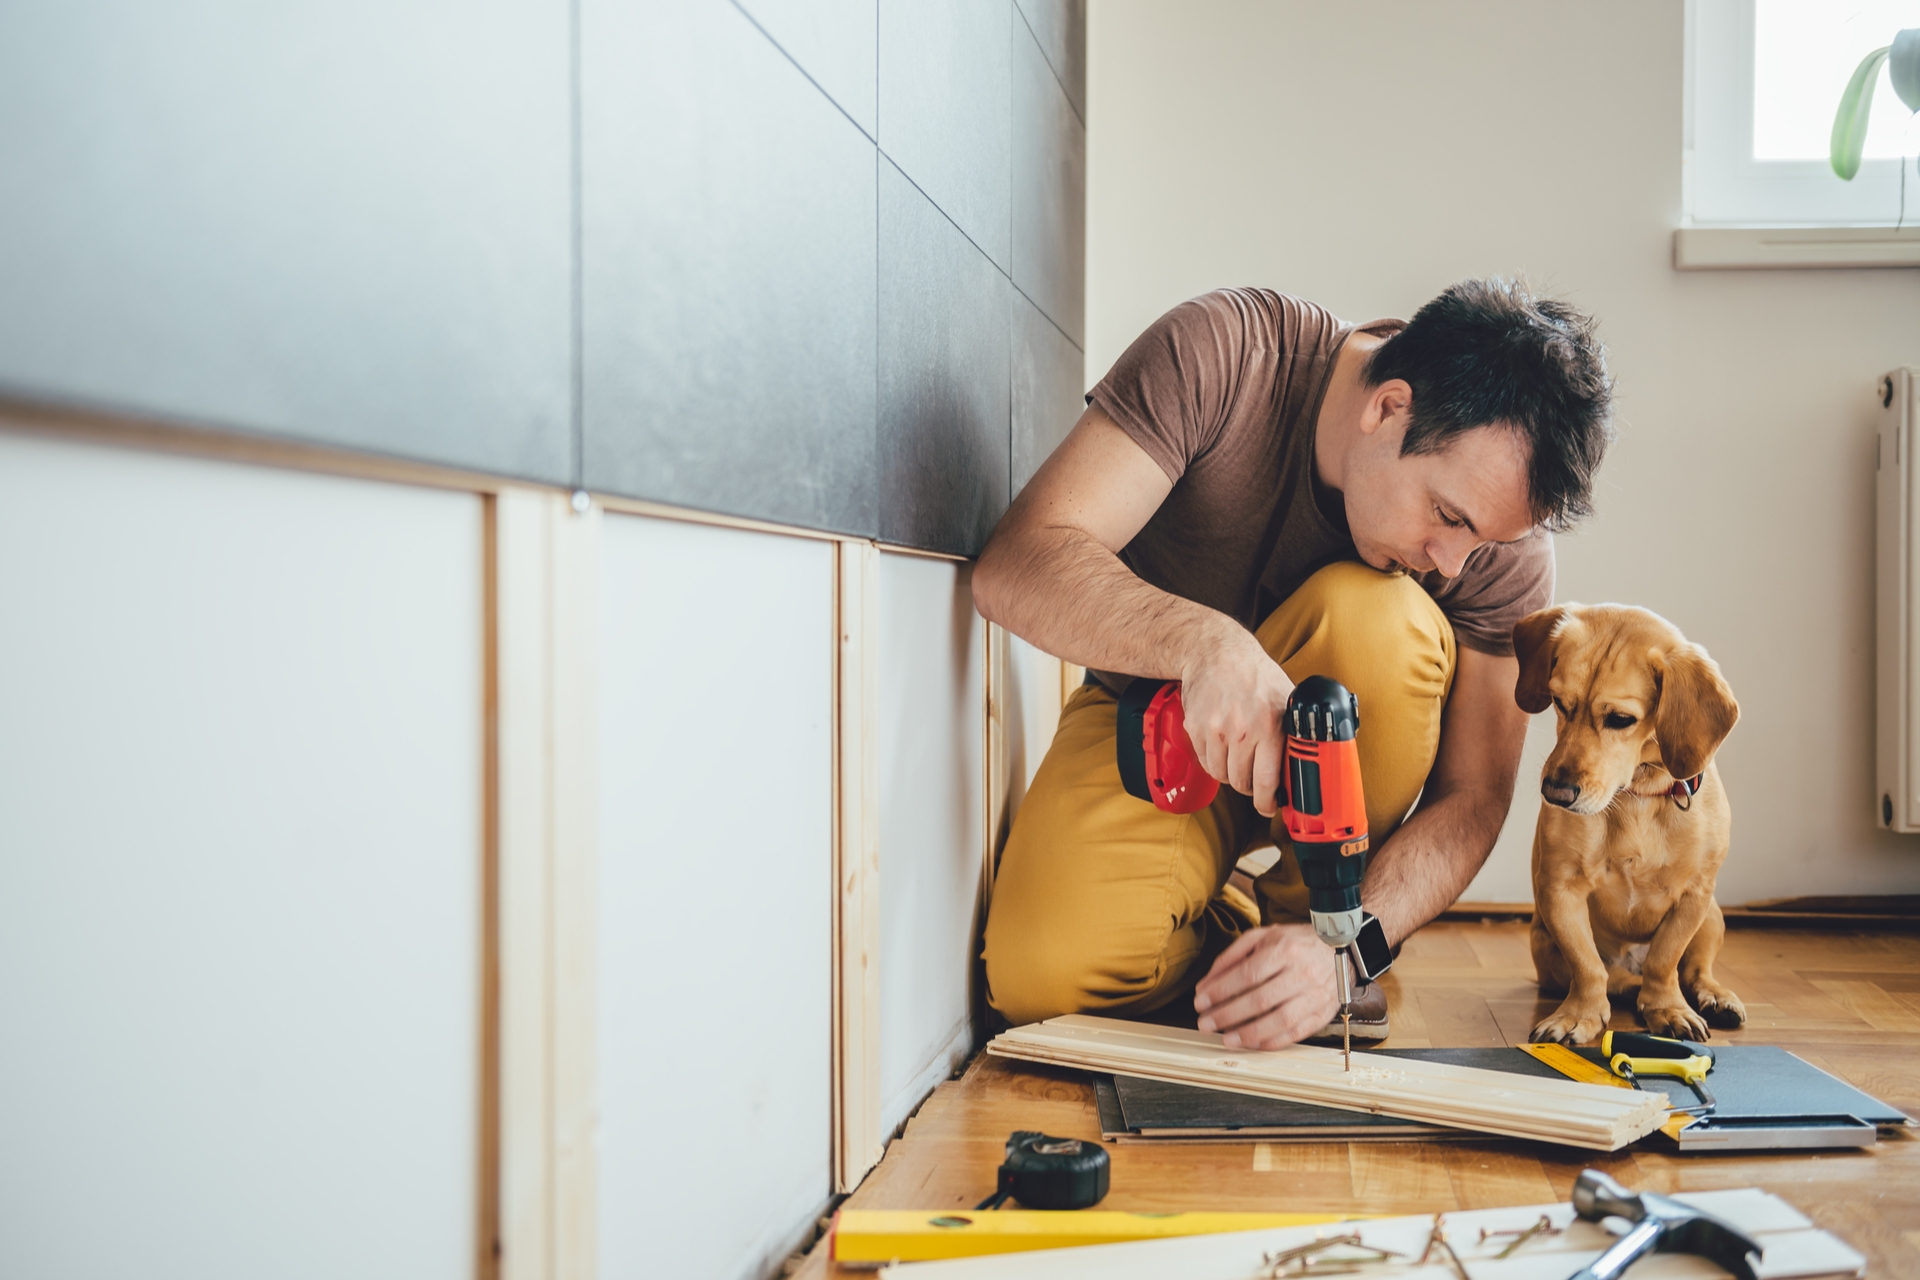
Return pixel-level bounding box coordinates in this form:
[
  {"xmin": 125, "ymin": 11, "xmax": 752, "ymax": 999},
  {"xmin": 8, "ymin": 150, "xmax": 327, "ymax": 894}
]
[{"xmin": 1354, "ymin": 916, "xmax": 1393, "ymax": 980}]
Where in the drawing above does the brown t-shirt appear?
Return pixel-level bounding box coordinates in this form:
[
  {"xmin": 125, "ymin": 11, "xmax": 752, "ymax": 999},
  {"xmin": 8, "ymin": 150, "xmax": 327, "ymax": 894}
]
[{"xmin": 1087, "ymin": 288, "xmax": 1553, "ymax": 692}]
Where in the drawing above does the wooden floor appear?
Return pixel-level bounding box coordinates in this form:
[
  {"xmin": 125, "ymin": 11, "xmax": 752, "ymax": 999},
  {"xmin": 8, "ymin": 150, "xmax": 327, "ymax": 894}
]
[{"xmin": 797, "ymin": 920, "xmax": 1920, "ymax": 1276}]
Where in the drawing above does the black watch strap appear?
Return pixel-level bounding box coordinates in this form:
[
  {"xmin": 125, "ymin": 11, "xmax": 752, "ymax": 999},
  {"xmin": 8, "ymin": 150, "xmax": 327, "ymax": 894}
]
[{"xmin": 1350, "ymin": 912, "xmax": 1393, "ymax": 981}]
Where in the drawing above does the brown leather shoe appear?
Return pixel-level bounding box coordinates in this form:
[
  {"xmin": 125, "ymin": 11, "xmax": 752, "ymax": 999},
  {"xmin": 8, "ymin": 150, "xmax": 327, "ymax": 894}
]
[{"xmin": 1306, "ymin": 977, "xmax": 1389, "ymax": 1044}]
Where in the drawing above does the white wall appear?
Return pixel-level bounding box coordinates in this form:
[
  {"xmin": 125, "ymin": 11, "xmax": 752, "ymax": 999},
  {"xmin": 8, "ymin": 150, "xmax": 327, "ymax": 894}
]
[
  {"xmin": 1089, "ymin": 0, "xmax": 1920, "ymax": 903},
  {"xmin": 0, "ymin": 432, "xmax": 482, "ymax": 1278},
  {"xmin": 877, "ymin": 552, "xmax": 984, "ymax": 1134},
  {"xmin": 597, "ymin": 514, "xmax": 834, "ymax": 1280}
]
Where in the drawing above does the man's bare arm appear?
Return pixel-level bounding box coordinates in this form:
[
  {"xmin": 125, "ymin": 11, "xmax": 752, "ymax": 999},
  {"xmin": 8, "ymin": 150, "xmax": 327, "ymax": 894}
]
[
  {"xmin": 975, "ymin": 405, "xmax": 1206, "ymax": 674},
  {"xmin": 1359, "ymin": 646, "xmax": 1531, "ymax": 945},
  {"xmin": 974, "ymin": 405, "xmax": 1298, "ymax": 813}
]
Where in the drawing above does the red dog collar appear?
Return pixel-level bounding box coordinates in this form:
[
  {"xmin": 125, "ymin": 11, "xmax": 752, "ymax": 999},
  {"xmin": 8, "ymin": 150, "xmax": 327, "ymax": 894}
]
[{"xmin": 1669, "ymin": 773, "xmax": 1703, "ymax": 803}]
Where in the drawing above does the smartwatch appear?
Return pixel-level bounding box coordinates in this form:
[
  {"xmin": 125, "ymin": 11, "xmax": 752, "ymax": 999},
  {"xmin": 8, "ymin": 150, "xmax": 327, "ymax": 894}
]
[{"xmin": 1350, "ymin": 912, "xmax": 1394, "ymax": 982}]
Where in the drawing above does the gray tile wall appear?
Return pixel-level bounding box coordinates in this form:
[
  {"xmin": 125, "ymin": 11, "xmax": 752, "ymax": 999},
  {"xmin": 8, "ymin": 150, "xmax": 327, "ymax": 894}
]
[
  {"xmin": 0, "ymin": 0, "xmax": 575, "ymax": 483},
  {"xmin": 0, "ymin": 0, "xmax": 1086, "ymax": 556}
]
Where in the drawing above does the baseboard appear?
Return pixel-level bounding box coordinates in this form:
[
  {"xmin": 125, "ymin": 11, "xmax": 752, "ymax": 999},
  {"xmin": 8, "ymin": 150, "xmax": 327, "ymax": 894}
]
[
  {"xmin": 1436, "ymin": 901, "xmax": 1534, "ymax": 921},
  {"xmin": 1435, "ymin": 896, "xmax": 1920, "ymax": 931}
]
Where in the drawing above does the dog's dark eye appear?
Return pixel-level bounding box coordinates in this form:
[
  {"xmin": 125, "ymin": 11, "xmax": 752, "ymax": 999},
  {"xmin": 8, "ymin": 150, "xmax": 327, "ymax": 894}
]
[
  {"xmin": 1604, "ymin": 712, "xmax": 1637, "ymax": 730},
  {"xmin": 1552, "ymin": 698, "xmax": 1569, "ymax": 717}
]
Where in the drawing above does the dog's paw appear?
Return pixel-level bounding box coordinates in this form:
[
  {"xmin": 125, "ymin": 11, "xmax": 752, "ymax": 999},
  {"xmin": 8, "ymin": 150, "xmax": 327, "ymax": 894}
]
[
  {"xmin": 1641, "ymin": 1000, "xmax": 1711, "ymax": 1042},
  {"xmin": 1690, "ymin": 984, "xmax": 1747, "ymax": 1030},
  {"xmin": 1531, "ymin": 1002, "xmax": 1609, "ymax": 1045}
]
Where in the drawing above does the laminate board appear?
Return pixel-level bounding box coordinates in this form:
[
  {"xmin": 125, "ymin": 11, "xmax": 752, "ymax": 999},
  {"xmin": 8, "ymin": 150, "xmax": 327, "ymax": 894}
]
[
  {"xmin": 597, "ymin": 514, "xmax": 835, "ymax": 1280},
  {"xmin": 877, "ymin": 552, "xmax": 986, "ymax": 1134},
  {"xmin": 0, "ymin": 433, "xmax": 482, "ymax": 1278},
  {"xmin": 0, "ymin": 0, "xmax": 572, "ymax": 482},
  {"xmin": 877, "ymin": 161, "xmax": 1011, "ymax": 555},
  {"xmin": 878, "ymin": 0, "xmax": 1011, "ymax": 271},
  {"xmin": 1011, "ymin": 11, "xmax": 1086, "ymax": 346},
  {"xmin": 581, "ymin": 0, "xmax": 878, "ymax": 534}
]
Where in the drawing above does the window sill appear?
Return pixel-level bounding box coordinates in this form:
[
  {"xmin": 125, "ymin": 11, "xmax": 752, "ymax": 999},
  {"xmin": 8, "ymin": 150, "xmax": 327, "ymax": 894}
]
[{"xmin": 1673, "ymin": 226, "xmax": 1920, "ymax": 270}]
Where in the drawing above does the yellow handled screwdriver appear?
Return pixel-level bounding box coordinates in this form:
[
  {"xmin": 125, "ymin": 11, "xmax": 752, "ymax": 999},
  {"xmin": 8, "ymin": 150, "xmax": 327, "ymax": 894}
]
[{"xmin": 1601, "ymin": 1030, "xmax": 1716, "ymax": 1113}]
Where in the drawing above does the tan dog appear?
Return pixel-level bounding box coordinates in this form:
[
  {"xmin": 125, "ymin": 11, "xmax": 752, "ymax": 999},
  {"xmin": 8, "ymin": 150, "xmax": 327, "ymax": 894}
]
[{"xmin": 1513, "ymin": 604, "xmax": 1744, "ymax": 1044}]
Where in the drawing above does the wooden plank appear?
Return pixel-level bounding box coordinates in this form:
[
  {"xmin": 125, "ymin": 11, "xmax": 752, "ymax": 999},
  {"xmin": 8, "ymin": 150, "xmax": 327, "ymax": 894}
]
[
  {"xmin": 494, "ymin": 488, "xmax": 601, "ymax": 1280},
  {"xmin": 984, "ymin": 622, "xmax": 1008, "ymax": 899},
  {"xmin": 987, "ymin": 1017, "xmax": 1669, "ymax": 1150},
  {"xmin": 551, "ymin": 499, "xmax": 599, "ymax": 1280},
  {"xmin": 495, "ymin": 488, "xmax": 556, "ymax": 1280},
  {"xmin": 479, "ymin": 497, "xmax": 504, "ymax": 1280},
  {"xmin": 835, "ymin": 539, "xmax": 884, "ymax": 1191}
]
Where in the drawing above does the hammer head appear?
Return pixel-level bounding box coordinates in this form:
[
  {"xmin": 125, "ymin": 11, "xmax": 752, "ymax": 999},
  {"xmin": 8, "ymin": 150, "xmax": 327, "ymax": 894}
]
[{"xmin": 1573, "ymin": 1170, "xmax": 1763, "ymax": 1280}]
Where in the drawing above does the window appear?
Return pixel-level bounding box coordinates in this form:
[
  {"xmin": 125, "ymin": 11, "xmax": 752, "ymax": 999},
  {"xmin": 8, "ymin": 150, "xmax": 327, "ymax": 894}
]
[{"xmin": 1687, "ymin": 0, "xmax": 1920, "ymax": 227}]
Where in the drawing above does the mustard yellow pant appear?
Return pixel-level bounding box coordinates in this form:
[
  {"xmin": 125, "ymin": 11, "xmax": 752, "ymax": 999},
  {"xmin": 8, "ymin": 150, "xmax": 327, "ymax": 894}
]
[{"xmin": 983, "ymin": 562, "xmax": 1458, "ymax": 1025}]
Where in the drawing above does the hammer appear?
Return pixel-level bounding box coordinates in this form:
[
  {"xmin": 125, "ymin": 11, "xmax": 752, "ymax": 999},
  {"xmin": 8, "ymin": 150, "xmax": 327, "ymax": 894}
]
[{"xmin": 1565, "ymin": 1169, "xmax": 1762, "ymax": 1280}]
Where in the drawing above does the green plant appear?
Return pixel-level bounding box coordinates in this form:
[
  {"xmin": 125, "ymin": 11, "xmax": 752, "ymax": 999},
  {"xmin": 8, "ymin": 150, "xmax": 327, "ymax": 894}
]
[{"xmin": 1830, "ymin": 27, "xmax": 1920, "ymax": 180}]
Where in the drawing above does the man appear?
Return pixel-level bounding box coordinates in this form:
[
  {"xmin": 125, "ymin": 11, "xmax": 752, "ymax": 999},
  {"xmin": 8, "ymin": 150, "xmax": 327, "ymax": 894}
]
[{"xmin": 973, "ymin": 280, "xmax": 1613, "ymax": 1050}]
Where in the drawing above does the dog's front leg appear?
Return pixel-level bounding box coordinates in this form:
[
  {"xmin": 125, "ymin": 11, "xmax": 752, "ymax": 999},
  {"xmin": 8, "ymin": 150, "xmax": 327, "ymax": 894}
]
[
  {"xmin": 1529, "ymin": 881, "xmax": 1612, "ymax": 1044},
  {"xmin": 1637, "ymin": 888, "xmax": 1715, "ymax": 1041}
]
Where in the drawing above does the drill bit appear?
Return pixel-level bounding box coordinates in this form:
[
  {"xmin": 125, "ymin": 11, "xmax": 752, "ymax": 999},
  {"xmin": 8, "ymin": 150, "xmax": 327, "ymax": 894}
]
[{"xmin": 1334, "ymin": 948, "xmax": 1353, "ymax": 1071}]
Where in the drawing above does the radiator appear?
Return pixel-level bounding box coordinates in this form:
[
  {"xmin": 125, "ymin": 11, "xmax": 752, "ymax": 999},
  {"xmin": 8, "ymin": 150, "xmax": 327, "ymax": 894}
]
[{"xmin": 1875, "ymin": 367, "xmax": 1920, "ymax": 831}]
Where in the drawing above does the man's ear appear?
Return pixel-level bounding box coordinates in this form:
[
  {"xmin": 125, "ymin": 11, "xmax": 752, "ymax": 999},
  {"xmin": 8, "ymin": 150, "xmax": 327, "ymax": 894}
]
[
  {"xmin": 1653, "ymin": 644, "xmax": 1739, "ymax": 780},
  {"xmin": 1512, "ymin": 606, "xmax": 1569, "ymax": 713},
  {"xmin": 1361, "ymin": 378, "xmax": 1412, "ymax": 437}
]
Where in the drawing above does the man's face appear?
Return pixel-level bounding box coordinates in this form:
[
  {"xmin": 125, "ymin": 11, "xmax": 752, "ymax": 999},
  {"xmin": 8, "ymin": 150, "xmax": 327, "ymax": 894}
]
[{"xmin": 1341, "ymin": 411, "xmax": 1537, "ymax": 579}]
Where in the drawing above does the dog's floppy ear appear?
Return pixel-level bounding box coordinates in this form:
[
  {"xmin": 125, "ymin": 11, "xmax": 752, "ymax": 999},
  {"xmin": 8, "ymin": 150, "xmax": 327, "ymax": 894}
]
[
  {"xmin": 1512, "ymin": 606, "xmax": 1569, "ymax": 713},
  {"xmin": 1653, "ymin": 643, "xmax": 1739, "ymax": 780}
]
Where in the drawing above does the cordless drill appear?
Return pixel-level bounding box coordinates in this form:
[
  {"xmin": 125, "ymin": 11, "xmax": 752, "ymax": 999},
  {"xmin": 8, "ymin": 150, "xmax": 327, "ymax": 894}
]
[{"xmin": 1117, "ymin": 675, "xmax": 1374, "ymax": 1064}]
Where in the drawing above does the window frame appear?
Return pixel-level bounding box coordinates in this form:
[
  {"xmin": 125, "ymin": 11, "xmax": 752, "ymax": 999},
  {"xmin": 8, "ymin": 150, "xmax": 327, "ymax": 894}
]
[{"xmin": 1685, "ymin": 0, "xmax": 1914, "ymax": 228}]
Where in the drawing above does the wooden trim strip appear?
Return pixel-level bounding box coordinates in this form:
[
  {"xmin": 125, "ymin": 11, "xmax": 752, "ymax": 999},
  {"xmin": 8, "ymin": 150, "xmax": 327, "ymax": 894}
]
[
  {"xmin": 495, "ymin": 488, "xmax": 557, "ymax": 1280},
  {"xmin": 984, "ymin": 623, "xmax": 1009, "ymax": 903},
  {"xmin": 0, "ymin": 395, "xmax": 526, "ymax": 497},
  {"xmin": 478, "ymin": 498, "xmax": 504, "ymax": 1280},
  {"xmin": 833, "ymin": 540, "xmax": 884, "ymax": 1192},
  {"xmin": 550, "ymin": 501, "xmax": 599, "ymax": 1280},
  {"xmin": 595, "ymin": 492, "xmax": 860, "ymax": 545}
]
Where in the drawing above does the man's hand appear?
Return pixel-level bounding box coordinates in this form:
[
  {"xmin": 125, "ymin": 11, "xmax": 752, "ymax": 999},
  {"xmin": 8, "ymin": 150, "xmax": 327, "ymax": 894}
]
[
  {"xmin": 1193, "ymin": 923, "xmax": 1343, "ymax": 1049},
  {"xmin": 1178, "ymin": 629, "xmax": 1296, "ymax": 817}
]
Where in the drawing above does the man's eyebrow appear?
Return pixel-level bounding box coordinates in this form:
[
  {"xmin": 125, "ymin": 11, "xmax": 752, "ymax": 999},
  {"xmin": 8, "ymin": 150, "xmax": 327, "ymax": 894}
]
[{"xmin": 1432, "ymin": 491, "xmax": 1480, "ymax": 537}]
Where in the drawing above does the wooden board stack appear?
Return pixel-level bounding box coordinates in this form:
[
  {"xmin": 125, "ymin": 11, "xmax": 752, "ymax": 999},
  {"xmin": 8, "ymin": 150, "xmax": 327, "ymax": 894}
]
[{"xmin": 986, "ymin": 1016, "xmax": 1668, "ymax": 1151}]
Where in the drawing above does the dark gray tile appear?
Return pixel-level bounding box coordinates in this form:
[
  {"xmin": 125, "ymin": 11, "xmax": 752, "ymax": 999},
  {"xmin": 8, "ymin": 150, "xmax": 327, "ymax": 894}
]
[
  {"xmin": 878, "ymin": 0, "xmax": 1011, "ymax": 272},
  {"xmin": 1014, "ymin": 0, "xmax": 1085, "ymax": 120},
  {"xmin": 879, "ymin": 160, "xmax": 1010, "ymax": 556},
  {"xmin": 1012, "ymin": 294, "xmax": 1084, "ymax": 497},
  {"xmin": 581, "ymin": 0, "xmax": 878, "ymax": 536},
  {"xmin": 0, "ymin": 1, "xmax": 573, "ymax": 483},
  {"xmin": 1011, "ymin": 9, "xmax": 1086, "ymax": 346},
  {"xmin": 736, "ymin": 0, "xmax": 876, "ymax": 137}
]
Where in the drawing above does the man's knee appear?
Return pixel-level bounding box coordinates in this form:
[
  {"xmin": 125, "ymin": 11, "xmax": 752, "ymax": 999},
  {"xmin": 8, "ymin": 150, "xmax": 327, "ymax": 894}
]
[
  {"xmin": 984, "ymin": 907, "xmax": 1198, "ymax": 1026},
  {"xmin": 1263, "ymin": 562, "xmax": 1454, "ymax": 696}
]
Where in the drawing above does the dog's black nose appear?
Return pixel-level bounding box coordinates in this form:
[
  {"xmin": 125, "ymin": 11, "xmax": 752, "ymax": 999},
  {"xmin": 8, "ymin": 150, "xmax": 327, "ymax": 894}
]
[{"xmin": 1542, "ymin": 777, "xmax": 1581, "ymax": 809}]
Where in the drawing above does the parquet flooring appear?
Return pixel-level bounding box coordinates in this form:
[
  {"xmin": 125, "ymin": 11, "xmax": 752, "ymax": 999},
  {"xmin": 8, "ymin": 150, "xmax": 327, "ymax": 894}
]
[{"xmin": 796, "ymin": 920, "xmax": 1920, "ymax": 1277}]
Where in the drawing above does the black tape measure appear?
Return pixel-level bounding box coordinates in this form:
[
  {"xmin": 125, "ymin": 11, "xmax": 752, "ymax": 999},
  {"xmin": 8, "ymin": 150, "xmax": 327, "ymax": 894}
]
[{"xmin": 973, "ymin": 1131, "xmax": 1110, "ymax": 1211}]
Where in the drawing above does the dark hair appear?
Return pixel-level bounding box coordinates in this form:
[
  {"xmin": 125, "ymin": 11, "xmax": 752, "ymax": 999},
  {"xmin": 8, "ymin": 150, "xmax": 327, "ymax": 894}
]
[{"xmin": 1362, "ymin": 278, "xmax": 1613, "ymax": 531}]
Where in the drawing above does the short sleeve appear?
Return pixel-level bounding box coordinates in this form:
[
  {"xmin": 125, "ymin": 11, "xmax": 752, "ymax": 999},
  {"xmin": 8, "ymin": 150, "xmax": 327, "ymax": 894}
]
[
  {"xmin": 1086, "ymin": 292, "xmax": 1252, "ymax": 484},
  {"xmin": 1416, "ymin": 529, "xmax": 1556, "ymax": 657}
]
